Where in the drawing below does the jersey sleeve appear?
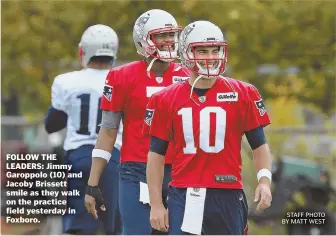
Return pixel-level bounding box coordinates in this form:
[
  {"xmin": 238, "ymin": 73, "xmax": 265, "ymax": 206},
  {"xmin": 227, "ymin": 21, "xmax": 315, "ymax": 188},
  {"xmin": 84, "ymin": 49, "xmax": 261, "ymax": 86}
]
[
  {"xmin": 143, "ymin": 94, "xmax": 173, "ymax": 141},
  {"xmin": 244, "ymin": 86, "xmax": 271, "ymax": 131},
  {"xmin": 51, "ymin": 76, "xmax": 67, "ymax": 112},
  {"xmin": 100, "ymin": 69, "xmax": 128, "ymax": 112}
]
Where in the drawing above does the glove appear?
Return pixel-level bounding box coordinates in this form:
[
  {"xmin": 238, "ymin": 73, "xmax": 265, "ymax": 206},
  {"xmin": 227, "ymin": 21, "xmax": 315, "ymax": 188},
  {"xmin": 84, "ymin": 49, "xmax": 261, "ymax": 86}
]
[{"xmin": 86, "ymin": 185, "xmax": 105, "ymax": 209}]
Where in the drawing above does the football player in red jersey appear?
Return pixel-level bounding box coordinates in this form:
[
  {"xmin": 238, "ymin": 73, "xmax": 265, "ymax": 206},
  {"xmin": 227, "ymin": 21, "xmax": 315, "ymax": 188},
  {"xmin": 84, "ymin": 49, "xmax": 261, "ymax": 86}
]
[
  {"xmin": 84, "ymin": 9, "xmax": 190, "ymax": 235},
  {"xmin": 146, "ymin": 20, "xmax": 273, "ymax": 235}
]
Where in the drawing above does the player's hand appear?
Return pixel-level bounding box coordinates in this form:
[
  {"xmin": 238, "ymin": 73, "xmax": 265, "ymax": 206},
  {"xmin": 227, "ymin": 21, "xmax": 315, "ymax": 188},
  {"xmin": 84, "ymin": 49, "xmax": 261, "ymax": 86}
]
[
  {"xmin": 85, "ymin": 186, "xmax": 106, "ymax": 219},
  {"xmin": 254, "ymin": 180, "xmax": 272, "ymax": 211},
  {"xmin": 150, "ymin": 204, "xmax": 169, "ymax": 232}
]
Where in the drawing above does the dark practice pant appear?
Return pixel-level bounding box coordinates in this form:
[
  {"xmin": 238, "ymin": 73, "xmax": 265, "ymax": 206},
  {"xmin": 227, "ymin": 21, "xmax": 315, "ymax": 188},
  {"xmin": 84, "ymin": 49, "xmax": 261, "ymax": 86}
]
[
  {"xmin": 168, "ymin": 187, "xmax": 249, "ymax": 235},
  {"xmin": 63, "ymin": 145, "xmax": 121, "ymax": 235},
  {"xmin": 118, "ymin": 161, "xmax": 172, "ymax": 235}
]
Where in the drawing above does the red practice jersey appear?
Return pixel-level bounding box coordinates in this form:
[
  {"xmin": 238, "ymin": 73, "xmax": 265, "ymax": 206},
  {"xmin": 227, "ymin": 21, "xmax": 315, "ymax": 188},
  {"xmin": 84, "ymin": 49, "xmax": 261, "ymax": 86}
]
[
  {"xmin": 100, "ymin": 60, "xmax": 190, "ymax": 164},
  {"xmin": 146, "ymin": 77, "xmax": 271, "ymax": 189}
]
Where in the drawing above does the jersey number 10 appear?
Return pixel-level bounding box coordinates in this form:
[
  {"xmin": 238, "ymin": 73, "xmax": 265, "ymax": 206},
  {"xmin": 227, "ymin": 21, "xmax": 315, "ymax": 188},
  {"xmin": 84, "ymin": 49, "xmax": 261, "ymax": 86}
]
[
  {"xmin": 76, "ymin": 94, "xmax": 102, "ymax": 135},
  {"xmin": 178, "ymin": 107, "xmax": 226, "ymax": 154}
]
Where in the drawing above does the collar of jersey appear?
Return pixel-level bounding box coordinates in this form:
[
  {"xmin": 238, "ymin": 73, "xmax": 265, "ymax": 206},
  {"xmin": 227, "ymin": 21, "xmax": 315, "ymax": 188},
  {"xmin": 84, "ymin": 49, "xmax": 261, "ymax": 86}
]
[{"xmin": 187, "ymin": 77, "xmax": 220, "ymax": 100}]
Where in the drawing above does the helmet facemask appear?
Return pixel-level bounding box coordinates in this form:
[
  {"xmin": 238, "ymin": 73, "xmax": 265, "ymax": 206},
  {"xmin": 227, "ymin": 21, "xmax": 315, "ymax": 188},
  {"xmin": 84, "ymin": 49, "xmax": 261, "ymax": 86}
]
[
  {"xmin": 146, "ymin": 27, "xmax": 181, "ymax": 62},
  {"xmin": 184, "ymin": 42, "xmax": 228, "ymax": 106},
  {"xmin": 185, "ymin": 42, "xmax": 228, "ymax": 79}
]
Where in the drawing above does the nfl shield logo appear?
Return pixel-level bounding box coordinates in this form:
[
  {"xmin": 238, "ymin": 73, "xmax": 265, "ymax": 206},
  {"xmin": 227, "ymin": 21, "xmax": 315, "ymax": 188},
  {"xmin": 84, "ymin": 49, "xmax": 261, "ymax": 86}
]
[
  {"xmin": 103, "ymin": 85, "xmax": 112, "ymax": 101},
  {"xmin": 144, "ymin": 109, "xmax": 155, "ymax": 126},
  {"xmin": 155, "ymin": 77, "xmax": 163, "ymax": 84},
  {"xmin": 199, "ymin": 96, "xmax": 206, "ymax": 103}
]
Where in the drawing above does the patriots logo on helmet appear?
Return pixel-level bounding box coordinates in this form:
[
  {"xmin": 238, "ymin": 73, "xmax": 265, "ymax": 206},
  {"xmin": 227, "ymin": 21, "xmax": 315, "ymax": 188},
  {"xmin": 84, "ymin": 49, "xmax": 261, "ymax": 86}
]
[
  {"xmin": 144, "ymin": 109, "xmax": 155, "ymax": 126},
  {"xmin": 180, "ymin": 26, "xmax": 195, "ymax": 56},
  {"xmin": 103, "ymin": 85, "xmax": 113, "ymax": 101},
  {"xmin": 136, "ymin": 16, "xmax": 150, "ymax": 30},
  {"xmin": 181, "ymin": 25, "xmax": 194, "ymax": 43},
  {"xmin": 255, "ymin": 99, "xmax": 267, "ymax": 116}
]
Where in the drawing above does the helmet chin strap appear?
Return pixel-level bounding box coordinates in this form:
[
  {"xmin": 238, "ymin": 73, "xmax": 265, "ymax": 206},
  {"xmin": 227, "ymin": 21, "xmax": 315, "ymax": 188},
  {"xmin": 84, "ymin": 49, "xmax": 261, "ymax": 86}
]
[
  {"xmin": 146, "ymin": 57, "xmax": 157, "ymax": 78},
  {"xmin": 146, "ymin": 52, "xmax": 176, "ymax": 78},
  {"xmin": 189, "ymin": 75, "xmax": 204, "ymax": 106}
]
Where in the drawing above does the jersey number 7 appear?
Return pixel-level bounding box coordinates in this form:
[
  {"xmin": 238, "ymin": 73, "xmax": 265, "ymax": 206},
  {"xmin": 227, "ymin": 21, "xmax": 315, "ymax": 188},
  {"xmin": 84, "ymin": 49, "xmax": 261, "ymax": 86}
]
[
  {"xmin": 76, "ymin": 94, "xmax": 102, "ymax": 135},
  {"xmin": 178, "ymin": 107, "xmax": 226, "ymax": 154}
]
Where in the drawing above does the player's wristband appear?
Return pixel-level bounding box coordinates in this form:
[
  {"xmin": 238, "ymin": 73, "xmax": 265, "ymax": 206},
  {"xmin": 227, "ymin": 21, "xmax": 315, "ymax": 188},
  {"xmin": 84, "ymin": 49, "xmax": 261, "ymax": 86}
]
[
  {"xmin": 92, "ymin": 149, "xmax": 111, "ymax": 162},
  {"xmin": 257, "ymin": 168, "xmax": 272, "ymax": 183}
]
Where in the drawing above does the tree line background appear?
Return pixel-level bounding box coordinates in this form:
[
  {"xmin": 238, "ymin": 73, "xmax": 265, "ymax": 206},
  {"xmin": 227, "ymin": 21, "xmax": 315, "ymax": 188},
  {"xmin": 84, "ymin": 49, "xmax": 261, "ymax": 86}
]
[
  {"xmin": 2, "ymin": 0, "xmax": 335, "ymax": 117},
  {"xmin": 1, "ymin": 0, "xmax": 336, "ymax": 234}
]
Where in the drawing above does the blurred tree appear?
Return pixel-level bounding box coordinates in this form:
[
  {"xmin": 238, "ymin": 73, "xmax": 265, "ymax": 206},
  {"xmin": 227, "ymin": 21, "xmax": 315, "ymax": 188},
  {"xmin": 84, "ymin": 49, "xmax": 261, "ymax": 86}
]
[
  {"xmin": 184, "ymin": 0, "xmax": 335, "ymax": 114},
  {"xmin": 1, "ymin": 0, "xmax": 335, "ymax": 115}
]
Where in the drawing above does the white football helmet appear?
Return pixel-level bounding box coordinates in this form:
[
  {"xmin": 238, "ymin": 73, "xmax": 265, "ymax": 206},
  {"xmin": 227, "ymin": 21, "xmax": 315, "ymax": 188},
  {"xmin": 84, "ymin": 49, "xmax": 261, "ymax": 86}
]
[
  {"xmin": 179, "ymin": 21, "xmax": 228, "ymax": 78},
  {"xmin": 78, "ymin": 24, "xmax": 119, "ymax": 68},
  {"xmin": 133, "ymin": 9, "xmax": 181, "ymax": 62}
]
